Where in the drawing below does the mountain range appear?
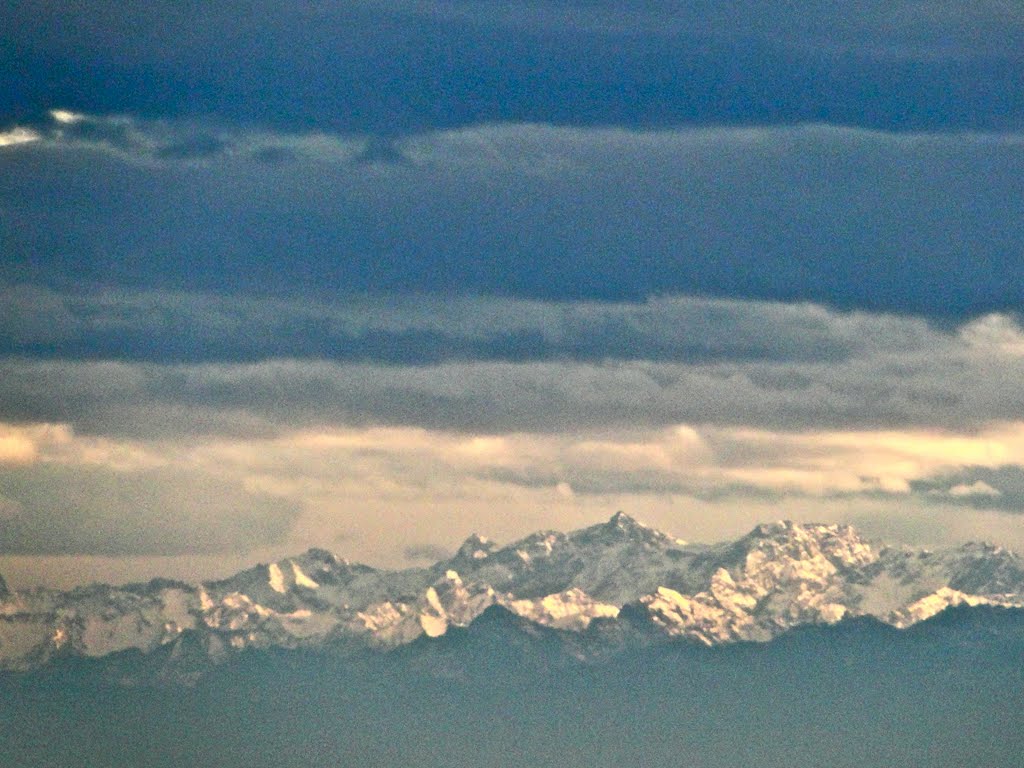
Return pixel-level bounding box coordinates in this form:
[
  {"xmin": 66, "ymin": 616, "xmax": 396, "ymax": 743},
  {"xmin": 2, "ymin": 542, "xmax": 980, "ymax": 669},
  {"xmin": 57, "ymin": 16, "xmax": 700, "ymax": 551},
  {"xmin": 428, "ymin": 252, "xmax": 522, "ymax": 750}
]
[{"xmin": 3, "ymin": 513, "xmax": 1023, "ymax": 683}]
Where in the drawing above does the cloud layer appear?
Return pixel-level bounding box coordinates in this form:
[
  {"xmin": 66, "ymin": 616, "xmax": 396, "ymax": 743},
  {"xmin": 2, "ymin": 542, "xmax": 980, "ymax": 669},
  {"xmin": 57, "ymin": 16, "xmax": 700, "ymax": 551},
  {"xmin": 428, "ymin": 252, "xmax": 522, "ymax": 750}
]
[
  {"xmin": 2, "ymin": 117, "xmax": 1024, "ymax": 317},
  {"xmin": 3, "ymin": 412, "xmax": 1024, "ymax": 569},
  {"xmin": 2, "ymin": 290, "xmax": 1022, "ymax": 436},
  {"xmin": 2, "ymin": 291, "xmax": 1024, "ymax": 568},
  {"xmin": 0, "ymin": 284, "xmax": 937, "ymax": 363}
]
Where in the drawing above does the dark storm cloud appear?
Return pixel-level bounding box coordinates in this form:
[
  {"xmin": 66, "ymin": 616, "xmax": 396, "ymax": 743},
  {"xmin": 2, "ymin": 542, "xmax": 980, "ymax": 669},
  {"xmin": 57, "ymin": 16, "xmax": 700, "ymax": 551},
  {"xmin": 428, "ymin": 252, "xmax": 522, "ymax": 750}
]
[
  {"xmin": 2, "ymin": 121, "xmax": 1023, "ymax": 318},
  {"xmin": 1, "ymin": 2, "xmax": 1022, "ymax": 133},
  {"xmin": 0, "ymin": 462, "xmax": 301, "ymax": 555}
]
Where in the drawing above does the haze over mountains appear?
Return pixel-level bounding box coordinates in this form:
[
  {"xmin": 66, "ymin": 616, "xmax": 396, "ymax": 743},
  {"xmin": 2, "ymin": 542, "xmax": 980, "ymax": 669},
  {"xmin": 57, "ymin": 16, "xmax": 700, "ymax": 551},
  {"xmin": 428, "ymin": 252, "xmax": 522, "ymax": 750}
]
[{"xmin": 2, "ymin": 513, "xmax": 1022, "ymax": 684}]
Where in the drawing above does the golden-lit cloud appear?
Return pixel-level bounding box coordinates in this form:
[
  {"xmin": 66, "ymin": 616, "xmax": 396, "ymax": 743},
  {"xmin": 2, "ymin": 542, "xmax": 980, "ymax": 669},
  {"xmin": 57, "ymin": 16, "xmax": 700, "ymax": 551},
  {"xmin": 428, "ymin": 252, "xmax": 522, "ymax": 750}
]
[
  {"xmin": 4, "ymin": 415, "xmax": 1024, "ymax": 576},
  {"xmin": 0, "ymin": 423, "xmax": 73, "ymax": 464},
  {"xmin": 0, "ymin": 127, "xmax": 40, "ymax": 147}
]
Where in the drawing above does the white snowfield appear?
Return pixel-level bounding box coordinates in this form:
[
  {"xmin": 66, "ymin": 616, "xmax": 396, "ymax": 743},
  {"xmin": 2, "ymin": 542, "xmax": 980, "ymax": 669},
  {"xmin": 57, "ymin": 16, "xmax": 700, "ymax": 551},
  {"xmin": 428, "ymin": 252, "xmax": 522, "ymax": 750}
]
[{"xmin": 0, "ymin": 514, "xmax": 1022, "ymax": 671}]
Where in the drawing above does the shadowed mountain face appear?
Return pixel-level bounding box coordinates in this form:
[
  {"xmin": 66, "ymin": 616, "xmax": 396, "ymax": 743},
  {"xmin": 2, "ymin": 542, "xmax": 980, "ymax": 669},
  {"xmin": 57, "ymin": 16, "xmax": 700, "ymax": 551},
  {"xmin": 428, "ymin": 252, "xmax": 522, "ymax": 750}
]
[{"xmin": 1, "ymin": 605, "xmax": 1023, "ymax": 768}]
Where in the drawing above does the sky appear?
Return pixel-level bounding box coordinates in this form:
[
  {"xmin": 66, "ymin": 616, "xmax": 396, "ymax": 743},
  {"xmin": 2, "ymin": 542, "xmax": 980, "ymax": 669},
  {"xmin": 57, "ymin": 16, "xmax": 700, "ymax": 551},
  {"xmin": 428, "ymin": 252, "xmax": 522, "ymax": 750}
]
[{"xmin": 1, "ymin": 1, "xmax": 1023, "ymax": 588}]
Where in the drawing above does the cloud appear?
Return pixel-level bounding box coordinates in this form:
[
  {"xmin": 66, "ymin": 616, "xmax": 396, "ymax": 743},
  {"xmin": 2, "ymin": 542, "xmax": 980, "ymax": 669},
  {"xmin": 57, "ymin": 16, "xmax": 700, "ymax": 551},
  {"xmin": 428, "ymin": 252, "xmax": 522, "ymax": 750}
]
[
  {"xmin": 2, "ymin": 303, "xmax": 1024, "ymax": 442},
  {"xmin": 2, "ymin": 110, "xmax": 367, "ymax": 165},
  {"xmin": 961, "ymin": 314, "xmax": 1024, "ymax": 356},
  {"xmin": 0, "ymin": 127, "xmax": 40, "ymax": 147},
  {"xmin": 0, "ymin": 283, "xmax": 937, "ymax": 364},
  {"xmin": 2, "ymin": 301, "xmax": 1023, "ymax": 438},
  {"xmin": 0, "ymin": 284, "xmax": 80, "ymax": 345},
  {"xmin": 0, "ymin": 422, "xmax": 305, "ymax": 557},
  {"xmin": 5, "ymin": 289, "xmax": 1024, "ymax": 565},
  {"xmin": 7, "ymin": 2, "xmax": 1023, "ymax": 61},
  {"xmin": 5, "ymin": 414, "xmax": 1024, "ymax": 563},
  {"xmin": 913, "ymin": 466, "xmax": 1024, "ymax": 512},
  {"xmin": 49, "ymin": 109, "xmax": 84, "ymax": 125},
  {"xmin": 949, "ymin": 481, "xmax": 1000, "ymax": 497},
  {"xmin": 0, "ymin": 423, "xmax": 71, "ymax": 464},
  {"xmin": 2, "ymin": 121, "xmax": 1023, "ymax": 317},
  {"xmin": 0, "ymin": 424, "xmax": 302, "ymax": 557},
  {"xmin": 395, "ymin": 1, "xmax": 1024, "ymax": 59},
  {"xmin": 0, "ymin": 432, "xmax": 39, "ymax": 464}
]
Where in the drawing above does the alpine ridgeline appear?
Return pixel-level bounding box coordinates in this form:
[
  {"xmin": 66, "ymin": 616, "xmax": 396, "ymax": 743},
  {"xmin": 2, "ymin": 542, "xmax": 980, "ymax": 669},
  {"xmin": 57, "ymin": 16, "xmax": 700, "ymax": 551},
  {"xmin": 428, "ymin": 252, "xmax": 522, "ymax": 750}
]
[{"xmin": 2, "ymin": 514, "xmax": 1023, "ymax": 680}]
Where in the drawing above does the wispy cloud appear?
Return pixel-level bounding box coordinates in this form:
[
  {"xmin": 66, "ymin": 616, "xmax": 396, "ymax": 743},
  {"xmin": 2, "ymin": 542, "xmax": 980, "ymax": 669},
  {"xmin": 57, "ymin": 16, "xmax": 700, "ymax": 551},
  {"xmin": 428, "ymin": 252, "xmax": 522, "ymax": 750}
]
[
  {"xmin": 1, "ymin": 110, "xmax": 366, "ymax": 165},
  {"xmin": 0, "ymin": 127, "xmax": 41, "ymax": 147},
  {"xmin": 913, "ymin": 466, "xmax": 1024, "ymax": 511}
]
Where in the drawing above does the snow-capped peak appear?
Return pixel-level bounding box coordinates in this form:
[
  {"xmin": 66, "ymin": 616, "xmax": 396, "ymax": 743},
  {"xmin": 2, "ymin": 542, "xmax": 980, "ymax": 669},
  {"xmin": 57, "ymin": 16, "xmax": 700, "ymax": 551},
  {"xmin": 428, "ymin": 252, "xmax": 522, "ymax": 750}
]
[
  {"xmin": 733, "ymin": 520, "xmax": 877, "ymax": 571},
  {"xmin": 0, "ymin": 515, "xmax": 1022, "ymax": 679},
  {"xmin": 600, "ymin": 511, "xmax": 660, "ymax": 541}
]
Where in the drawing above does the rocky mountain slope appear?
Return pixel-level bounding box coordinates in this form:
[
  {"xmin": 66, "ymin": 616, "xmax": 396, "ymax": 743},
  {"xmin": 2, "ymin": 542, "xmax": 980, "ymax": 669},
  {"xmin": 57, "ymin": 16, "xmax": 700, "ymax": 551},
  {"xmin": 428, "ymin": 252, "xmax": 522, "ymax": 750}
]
[{"xmin": 1, "ymin": 513, "xmax": 1022, "ymax": 678}]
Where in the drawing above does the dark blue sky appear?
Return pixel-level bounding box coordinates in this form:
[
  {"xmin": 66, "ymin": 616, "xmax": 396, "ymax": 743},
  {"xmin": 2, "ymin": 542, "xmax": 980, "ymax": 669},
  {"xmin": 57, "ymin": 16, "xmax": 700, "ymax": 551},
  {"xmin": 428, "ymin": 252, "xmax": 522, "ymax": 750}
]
[{"xmin": 3, "ymin": 2, "xmax": 1023, "ymax": 133}]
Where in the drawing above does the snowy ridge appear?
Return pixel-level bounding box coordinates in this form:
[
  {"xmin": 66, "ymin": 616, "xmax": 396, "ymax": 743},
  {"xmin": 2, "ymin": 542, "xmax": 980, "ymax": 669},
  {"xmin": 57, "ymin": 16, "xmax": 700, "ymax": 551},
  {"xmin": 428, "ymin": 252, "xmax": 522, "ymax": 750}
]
[{"xmin": 1, "ymin": 515, "xmax": 1023, "ymax": 674}]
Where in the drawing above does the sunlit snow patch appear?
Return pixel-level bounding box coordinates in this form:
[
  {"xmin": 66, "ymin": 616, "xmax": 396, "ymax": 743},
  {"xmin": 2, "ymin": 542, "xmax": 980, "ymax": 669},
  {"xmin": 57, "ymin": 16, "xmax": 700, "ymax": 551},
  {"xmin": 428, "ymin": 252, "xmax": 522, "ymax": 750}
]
[
  {"xmin": 290, "ymin": 561, "xmax": 319, "ymax": 589},
  {"xmin": 267, "ymin": 563, "xmax": 287, "ymax": 594}
]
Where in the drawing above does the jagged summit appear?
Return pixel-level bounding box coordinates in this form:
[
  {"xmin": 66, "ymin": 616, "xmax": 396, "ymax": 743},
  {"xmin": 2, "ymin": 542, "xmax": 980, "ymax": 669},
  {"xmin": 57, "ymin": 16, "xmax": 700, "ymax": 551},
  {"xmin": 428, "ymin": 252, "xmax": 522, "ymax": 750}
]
[
  {"xmin": 455, "ymin": 533, "xmax": 496, "ymax": 562},
  {"xmin": 0, "ymin": 515, "xmax": 1022, "ymax": 680},
  {"xmin": 746, "ymin": 519, "xmax": 861, "ymax": 540},
  {"xmin": 301, "ymin": 547, "xmax": 340, "ymax": 565},
  {"xmin": 608, "ymin": 510, "xmax": 641, "ymax": 529},
  {"xmin": 749, "ymin": 519, "xmax": 801, "ymax": 537},
  {"xmin": 568, "ymin": 512, "xmax": 684, "ymax": 551},
  {"xmin": 730, "ymin": 519, "xmax": 876, "ymax": 569}
]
